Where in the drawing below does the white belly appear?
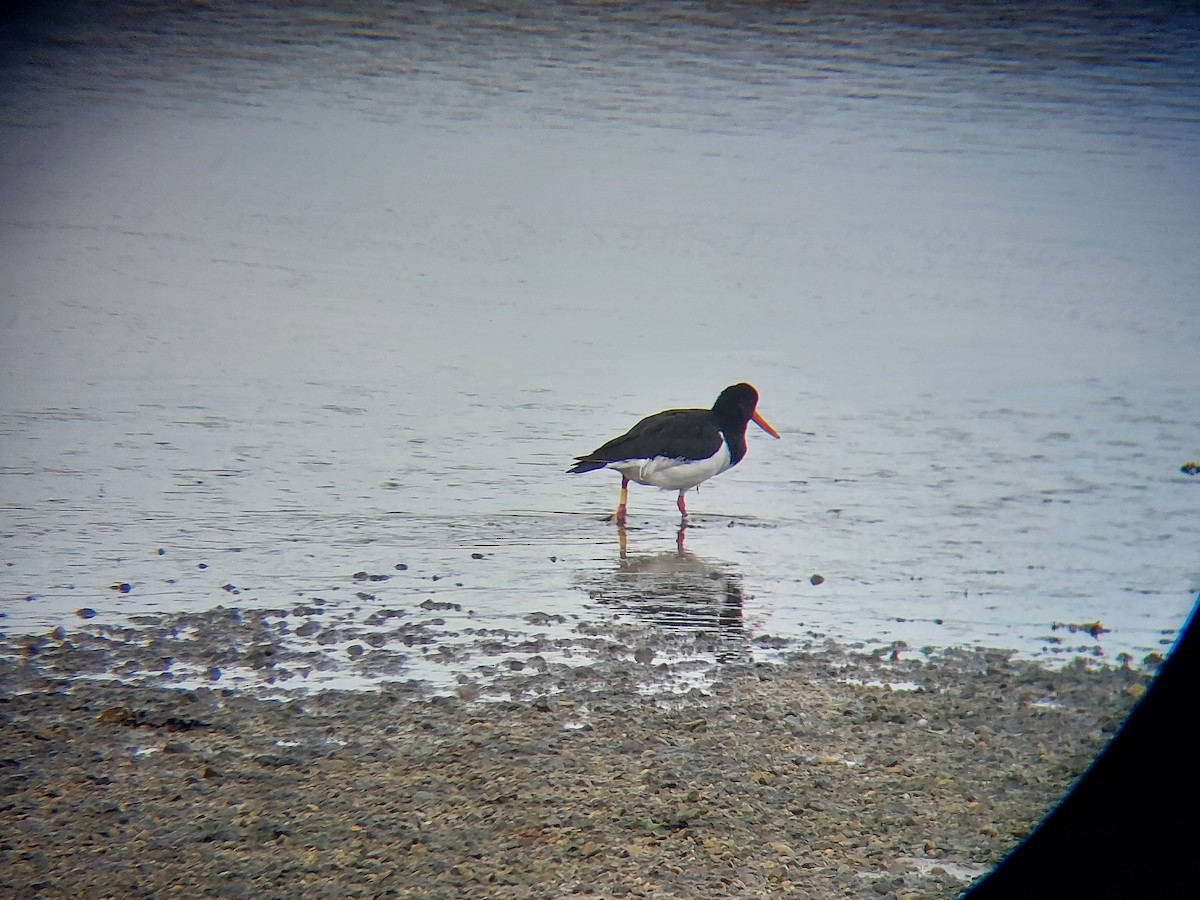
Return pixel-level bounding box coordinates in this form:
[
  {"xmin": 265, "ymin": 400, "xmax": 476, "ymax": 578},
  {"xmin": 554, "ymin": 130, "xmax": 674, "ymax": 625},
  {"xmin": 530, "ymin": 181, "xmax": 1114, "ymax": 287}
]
[{"xmin": 610, "ymin": 444, "xmax": 732, "ymax": 492}]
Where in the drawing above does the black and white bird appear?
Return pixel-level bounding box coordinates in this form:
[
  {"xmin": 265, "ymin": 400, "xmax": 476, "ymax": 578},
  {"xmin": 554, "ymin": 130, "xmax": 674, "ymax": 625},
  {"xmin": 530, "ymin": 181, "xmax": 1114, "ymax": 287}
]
[{"xmin": 567, "ymin": 383, "xmax": 780, "ymax": 524}]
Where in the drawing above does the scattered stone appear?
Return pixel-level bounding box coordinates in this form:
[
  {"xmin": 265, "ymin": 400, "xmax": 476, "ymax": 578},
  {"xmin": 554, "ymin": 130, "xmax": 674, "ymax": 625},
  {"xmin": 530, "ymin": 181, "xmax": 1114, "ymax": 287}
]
[
  {"xmin": 457, "ymin": 682, "xmax": 479, "ymax": 701},
  {"xmin": 419, "ymin": 599, "xmax": 462, "ymax": 612},
  {"xmin": 0, "ymin": 611, "xmax": 1150, "ymax": 900},
  {"xmin": 1051, "ymin": 620, "xmax": 1110, "ymax": 639}
]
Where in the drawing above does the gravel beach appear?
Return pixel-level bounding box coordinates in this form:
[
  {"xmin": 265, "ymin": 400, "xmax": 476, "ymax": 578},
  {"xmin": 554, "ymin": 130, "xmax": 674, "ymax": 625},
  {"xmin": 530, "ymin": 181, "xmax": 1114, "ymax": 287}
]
[{"xmin": 0, "ymin": 615, "xmax": 1150, "ymax": 899}]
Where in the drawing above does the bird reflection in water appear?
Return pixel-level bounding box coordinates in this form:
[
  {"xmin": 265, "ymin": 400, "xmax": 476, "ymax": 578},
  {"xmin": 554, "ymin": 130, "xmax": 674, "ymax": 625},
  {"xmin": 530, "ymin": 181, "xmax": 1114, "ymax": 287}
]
[
  {"xmin": 617, "ymin": 520, "xmax": 691, "ymax": 559},
  {"xmin": 588, "ymin": 524, "xmax": 748, "ymax": 663}
]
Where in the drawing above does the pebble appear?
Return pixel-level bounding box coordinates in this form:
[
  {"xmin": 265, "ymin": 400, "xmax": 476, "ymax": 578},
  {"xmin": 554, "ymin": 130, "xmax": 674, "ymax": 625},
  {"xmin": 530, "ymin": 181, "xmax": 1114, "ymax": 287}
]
[{"xmin": 0, "ymin": 614, "xmax": 1148, "ymax": 900}]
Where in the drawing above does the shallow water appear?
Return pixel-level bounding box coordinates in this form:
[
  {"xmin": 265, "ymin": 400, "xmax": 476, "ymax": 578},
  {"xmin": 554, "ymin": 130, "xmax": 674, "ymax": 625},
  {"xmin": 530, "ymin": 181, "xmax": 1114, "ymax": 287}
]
[{"xmin": 2, "ymin": 1, "xmax": 1198, "ymax": 688}]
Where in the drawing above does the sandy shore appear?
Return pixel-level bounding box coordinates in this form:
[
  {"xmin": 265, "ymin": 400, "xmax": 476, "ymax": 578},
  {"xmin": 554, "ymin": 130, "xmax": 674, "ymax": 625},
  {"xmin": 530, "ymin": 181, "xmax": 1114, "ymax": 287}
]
[{"xmin": 0, "ymin": 614, "xmax": 1150, "ymax": 900}]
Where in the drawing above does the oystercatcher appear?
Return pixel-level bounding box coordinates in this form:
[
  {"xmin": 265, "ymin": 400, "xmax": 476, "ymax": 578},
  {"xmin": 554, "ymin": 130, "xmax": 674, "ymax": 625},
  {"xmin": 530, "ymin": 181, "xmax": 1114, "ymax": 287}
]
[{"xmin": 568, "ymin": 383, "xmax": 780, "ymax": 524}]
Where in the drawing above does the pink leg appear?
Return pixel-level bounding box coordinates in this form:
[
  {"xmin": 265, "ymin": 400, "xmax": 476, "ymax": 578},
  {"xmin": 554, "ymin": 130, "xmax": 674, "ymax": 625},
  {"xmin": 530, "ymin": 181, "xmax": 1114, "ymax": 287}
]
[
  {"xmin": 614, "ymin": 476, "xmax": 629, "ymax": 526},
  {"xmin": 677, "ymin": 490, "xmax": 688, "ymax": 520}
]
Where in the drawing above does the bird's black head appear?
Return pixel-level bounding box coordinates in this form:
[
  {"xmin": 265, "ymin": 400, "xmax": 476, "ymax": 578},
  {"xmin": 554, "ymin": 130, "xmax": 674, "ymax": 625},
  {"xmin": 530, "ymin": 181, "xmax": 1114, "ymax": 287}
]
[
  {"xmin": 711, "ymin": 383, "xmax": 760, "ymax": 426},
  {"xmin": 712, "ymin": 383, "xmax": 781, "ymax": 440}
]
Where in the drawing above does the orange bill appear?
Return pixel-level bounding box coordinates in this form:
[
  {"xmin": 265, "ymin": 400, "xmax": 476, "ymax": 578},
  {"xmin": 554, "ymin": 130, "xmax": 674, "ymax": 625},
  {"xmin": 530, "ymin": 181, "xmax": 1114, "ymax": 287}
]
[{"xmin": 752, "ymin": 410, "xmax": 781, "ymax": 439}]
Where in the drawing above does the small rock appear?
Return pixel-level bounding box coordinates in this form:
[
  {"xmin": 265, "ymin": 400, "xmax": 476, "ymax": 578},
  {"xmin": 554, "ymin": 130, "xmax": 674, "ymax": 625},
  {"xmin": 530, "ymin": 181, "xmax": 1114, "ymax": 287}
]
[
  {"xmin": 95, "ymin": 707, "xmax": 132, "ymax": 725},
  {"xmin": 457, "ymin": 683, "xmax": 479, "ymax": 701},
  {"xmin": 254, "ymin": 754, "xmax": 303, "ymax": 769}
]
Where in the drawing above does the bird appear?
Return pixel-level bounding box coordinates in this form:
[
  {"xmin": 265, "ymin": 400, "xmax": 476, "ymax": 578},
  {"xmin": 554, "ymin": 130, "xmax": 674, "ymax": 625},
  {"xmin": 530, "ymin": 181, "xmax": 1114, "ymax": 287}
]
[{"xmin": 567, "ymin": 383, "xmax": 780, "ymax": 525}]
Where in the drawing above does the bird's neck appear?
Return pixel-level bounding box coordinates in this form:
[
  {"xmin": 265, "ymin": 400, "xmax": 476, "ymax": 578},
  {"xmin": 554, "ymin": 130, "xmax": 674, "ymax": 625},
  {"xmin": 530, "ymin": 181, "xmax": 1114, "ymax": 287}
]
[{"xmin": 722, "ymin": 427, "xmax": 749, "ymax": 466}]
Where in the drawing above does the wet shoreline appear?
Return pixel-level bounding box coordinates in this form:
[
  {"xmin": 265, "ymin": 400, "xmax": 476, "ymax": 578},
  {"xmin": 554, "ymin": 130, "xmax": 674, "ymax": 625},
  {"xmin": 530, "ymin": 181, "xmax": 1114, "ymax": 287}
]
[{"xmin": 1, "ymin": 619, "xmax": 1150, "ymax": 898}]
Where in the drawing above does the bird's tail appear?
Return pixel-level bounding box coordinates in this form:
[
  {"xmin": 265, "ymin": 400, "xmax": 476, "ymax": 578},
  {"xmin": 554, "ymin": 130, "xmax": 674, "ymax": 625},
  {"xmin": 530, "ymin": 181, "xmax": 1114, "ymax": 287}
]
[{"xmin": 567, "ymin": 458, "xmax": 607, "ymax": 475}]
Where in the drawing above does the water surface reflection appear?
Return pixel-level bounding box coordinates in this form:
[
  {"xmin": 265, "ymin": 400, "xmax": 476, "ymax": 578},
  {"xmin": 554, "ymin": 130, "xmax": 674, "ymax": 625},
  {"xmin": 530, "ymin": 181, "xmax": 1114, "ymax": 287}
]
[
  {"xmin": 0, "ymin": 0, "xmax": 1197, "ymax": 674},
  {"xmin": 582, "ymin": 534, "xmax": 752, "ymax": 666}
]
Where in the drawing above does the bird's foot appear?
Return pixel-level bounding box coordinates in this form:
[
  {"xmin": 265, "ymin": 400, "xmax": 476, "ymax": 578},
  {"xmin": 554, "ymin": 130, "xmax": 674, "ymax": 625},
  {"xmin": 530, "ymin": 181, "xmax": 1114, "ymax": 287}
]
[{"xmin": 606, "ymin": 506, "xmax": 628, "ymax": 526}]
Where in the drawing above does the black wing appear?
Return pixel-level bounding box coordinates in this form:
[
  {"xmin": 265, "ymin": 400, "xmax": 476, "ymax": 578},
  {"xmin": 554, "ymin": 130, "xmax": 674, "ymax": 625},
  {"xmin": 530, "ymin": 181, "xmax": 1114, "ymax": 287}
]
[{"xmin": 568, "ymin": 408, "xmax": 722, "ymax": 473}]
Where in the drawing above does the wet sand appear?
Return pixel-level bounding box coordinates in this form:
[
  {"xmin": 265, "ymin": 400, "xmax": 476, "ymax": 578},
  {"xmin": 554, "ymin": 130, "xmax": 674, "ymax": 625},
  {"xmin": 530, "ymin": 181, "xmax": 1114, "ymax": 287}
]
[{"xmin": 0, "ymin": 618, "xmax": 1150, "ymax": 899}]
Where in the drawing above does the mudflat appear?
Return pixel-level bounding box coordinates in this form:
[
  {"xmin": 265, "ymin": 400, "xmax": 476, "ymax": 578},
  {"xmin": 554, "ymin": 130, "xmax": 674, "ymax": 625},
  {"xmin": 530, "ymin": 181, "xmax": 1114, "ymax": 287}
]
[{"xmin": 0, "ymin": 621, "xmax": 1148, "ymax": 899}]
